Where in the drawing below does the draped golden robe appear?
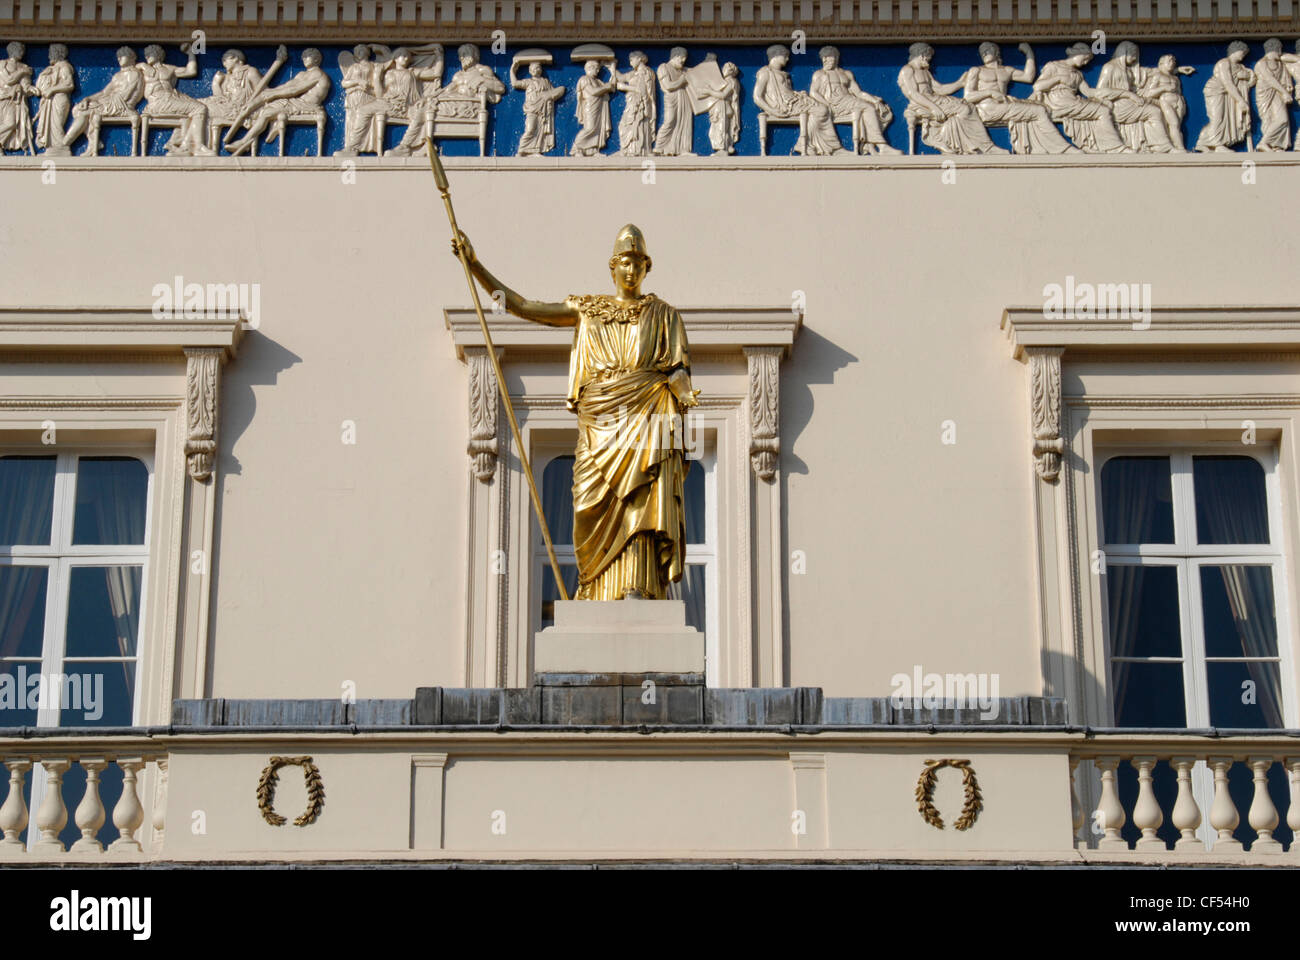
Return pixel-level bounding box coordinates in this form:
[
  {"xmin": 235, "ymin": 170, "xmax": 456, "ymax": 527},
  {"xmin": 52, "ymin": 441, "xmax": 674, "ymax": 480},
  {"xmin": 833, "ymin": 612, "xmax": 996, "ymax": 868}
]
[{"xmin": 562, "ymin": 292, "xmax": 691, "ymax": 600}]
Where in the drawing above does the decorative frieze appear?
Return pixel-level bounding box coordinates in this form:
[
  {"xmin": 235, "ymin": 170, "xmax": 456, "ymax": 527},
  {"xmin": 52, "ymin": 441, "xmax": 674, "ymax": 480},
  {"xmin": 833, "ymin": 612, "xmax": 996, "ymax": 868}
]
[{"xmin": 3, "ymin": 37, "xmax": 1299, "ymax": 157}]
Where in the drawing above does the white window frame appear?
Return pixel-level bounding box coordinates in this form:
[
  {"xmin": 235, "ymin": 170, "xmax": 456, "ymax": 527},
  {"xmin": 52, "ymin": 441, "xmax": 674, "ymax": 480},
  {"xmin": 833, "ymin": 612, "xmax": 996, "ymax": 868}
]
[
  {"xmin": 530, "ymin": 432, "xmax": 721, "ymax": 685},
  {"xmin": 1096, "ymin": 443, "xmax": 1295, "ymax": 730},
  {"xmin": 0, "ymin": 447, "xmax": 154, "ymax": 728}
]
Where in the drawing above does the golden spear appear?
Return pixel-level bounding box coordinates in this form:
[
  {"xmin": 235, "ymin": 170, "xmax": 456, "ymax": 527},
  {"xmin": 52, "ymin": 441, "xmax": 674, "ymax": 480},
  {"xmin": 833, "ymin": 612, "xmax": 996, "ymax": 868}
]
[{"xmin": 426, "ymin": 140, "xmax": 570, "ymax": 601}]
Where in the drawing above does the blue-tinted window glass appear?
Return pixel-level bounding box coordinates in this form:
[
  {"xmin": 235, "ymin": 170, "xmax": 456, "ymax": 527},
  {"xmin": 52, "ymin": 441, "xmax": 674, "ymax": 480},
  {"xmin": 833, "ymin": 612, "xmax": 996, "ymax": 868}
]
[
  {"xmin": 1207, "ymin": 661, "xmax": 1283, "ymax": 730},
  {"xmin": 1193, "ymin": 456, "xmax": 1268, "ymax": 545},
  {"xmin": 1106, "ymin": 565, "xmax": 1182, "ymax": 659},
  {"xmin": 541, "ymin": 456, "xmax": 575, "ymax": 547},
  {"xmin": 1112, "ymin": 661, "xmax": 1186, "ymax": 728},
  {"xmin": 72, "ymin": 457, "xmax": 148, "ymax": 546},
  {"xmin": 64, "ymin": 566, "xmax": 141, "ymax": 659},
  {"xmin": 1101, "ymin": 457, "xmax": 1174, "ymax": 544},
  {"xmin": 1200, "ymin": 565, "xmax": 1277, "ymax": 659},
  {"xmin": 0, "ymin": 456, "xmax": 56, "ymax": 546},
  {"xmin": 59, "ymin": 660, "xmax": 135, "ymax": 727},
  {"xmin": 0, "ymin": 565, "xmax": 48, "ymax": 660},
  {"xmin": 684, "ymin": 461, "xmax": 705, "ymax": 545}
]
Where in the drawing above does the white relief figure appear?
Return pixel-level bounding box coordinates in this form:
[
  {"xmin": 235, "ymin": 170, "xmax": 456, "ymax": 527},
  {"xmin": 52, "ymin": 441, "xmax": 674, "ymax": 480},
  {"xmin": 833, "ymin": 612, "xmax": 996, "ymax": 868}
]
[
  {"xmin": 62, "ymin": 46, "xmax": 143, "ymax": 156},
  {"xmin": 389, "ymin": 43, "xmax": 501, "ymax": 156},
  {"xmin": 571, "ymin": 58, "xmax": 616, "ymax": 156},
  {"xmin": 703, "ymin": 61, "xmax": 741, "ymax": 156},
  {"xmin": 810, "ymin": 45, "xmax": 899, "ymax": 155},
  {"xmin": 202, "ymin": 47, "xmax": 278, "ymax": 150},
  {"xmin": 615, "ymin": 50, "xmax": 656, "ymax": 156},
  {"xmin": 1031, "ymin": 43, "xmax": 1129, "ymax": 154},
  {"xmin": 1253, "ymin": 39, "xmax": 1293, "ymax": 151},
  {"xmin": 225, "ymin": 48, "xmax": 330, "ymax": 156},
  {"xmin": 1093, "ymin": 41, "xmax": 1177, "ymax": 152},
  {"xmin": 654, "ymin": 47, "xmax": 695, "ymax": 156},
  {"xmin": 1195, "ymin": 40, "xmax": 1255, "ymax": 153},
  {"xmin": 1135, "ymin": 54, "xmax": 1196, "ymax": 152},
  {"xmin": 898, "ymin": 42, "xmax": 1005, "ymax": 154},
  {"xmin": 337, "ymin": 43, "xmax": 387, "ymax": 156},
  {"xmin": 0, "ymin": 41, "xmax": 36, "ymax": 154},
  {"xmin": 34, "ymin": 43, "xmax": 75, "ymax": 155},
  {"xmin": 138, "ymin": 43, "xmax": 214, "ymax": 156},
  {"xmin": 510, "ymin": 51, "xmax": 565, "ymax": 156},
  {"xmin": 1291, "ymin": 41, "xmax": 1300, "ymax": 151},
  {"xmin": 753, "ymin": 44, "xmax": 842, "ymax": 156},
  {"xmin": 964, "ymin": 42, "xmax": 1079, "ymax": 155}
]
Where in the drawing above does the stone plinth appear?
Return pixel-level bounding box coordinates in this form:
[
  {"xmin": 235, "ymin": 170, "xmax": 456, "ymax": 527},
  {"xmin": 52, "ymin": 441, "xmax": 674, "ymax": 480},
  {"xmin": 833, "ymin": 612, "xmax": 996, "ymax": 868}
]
[{"xmin": 534, "ymin": 599, "xmax": 705, "ymax": 675}]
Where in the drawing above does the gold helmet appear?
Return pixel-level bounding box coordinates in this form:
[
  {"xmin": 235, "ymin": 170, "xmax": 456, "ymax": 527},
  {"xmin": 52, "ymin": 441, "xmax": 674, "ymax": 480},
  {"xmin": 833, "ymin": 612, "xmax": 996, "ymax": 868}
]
[{"xmin": 609, "ymin": 224, "xmax": 652, "ymax": 271}]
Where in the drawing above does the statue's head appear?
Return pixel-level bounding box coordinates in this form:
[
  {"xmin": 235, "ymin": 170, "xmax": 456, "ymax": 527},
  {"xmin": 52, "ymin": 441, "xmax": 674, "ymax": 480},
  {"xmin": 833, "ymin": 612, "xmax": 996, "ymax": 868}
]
[
  {"xmin": 819, "ymin": 45, "xmax": 839, "ymax": 69},
  {"xmin": 458, "ymin": 43, "xmax": 479, "ymax": 69},
  {"xmin": 1158, "ymin": 53, "xmax": 1177, "ymax": 72},
  {"xmin": 629, "ymin": 50, "xmax": 647, "ymax": 67},
  {"xmin": 1065, "ymin": 42, "xmax": 1092, "ymax": 65},
  {"xmin": 1227, "ymin": 39, "xmax": 1249, "ymax": 61},
  {"xmin": 49, "ymin": 43, "xmax": 68, "ymax": 63},
  {"xmin": 1264, "ymin": 37, "xmax": 1283, "ymax": 57},
  {"xmin": 144, "ymin": 44, "xmax": 165, "ymax": 64},
  {"xmin": 669, "ymin": 47, "xmax": 687, "ymax": 68},
  {"xmin": 1114, "ymin": 40, "xmax": 1138, "ymax": 64},
  {"xmin": 979, "ymin": 41, "xmax": 1000, "ymax": 64},
  {"xmin": 116, "ymin": 46, "xmax": 137, "ymax": 67},
  {"xmin": 6, "ymin": 41, "xmax": 24, "ymax": 60},
  {"xmin": 609, "ymin": 224, "xmax": 652, "ymax": 289},
  {"xmin": 302, "ymin": 48, "xmax": 322, "ymax": 68},
  {"xmin": 528, "ymin": 61, "xmax": 543, "ymax": 76},
  {"xmin": 353, "ymin": 44, "xmax": 371, "ymax": 61},
  {"xmin": 766, "ymin": 44, "xmax": 790, "ymax": 67},
  {"xmin": 908, "ymin": 42, "xmax": 933, "ymax": 66}
]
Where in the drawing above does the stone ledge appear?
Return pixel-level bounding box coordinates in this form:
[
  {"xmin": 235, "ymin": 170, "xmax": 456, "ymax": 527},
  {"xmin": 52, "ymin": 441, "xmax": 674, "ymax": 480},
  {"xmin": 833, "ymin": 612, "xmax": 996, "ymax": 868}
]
[{"xmin": 172, "ymin": 693, "xmax": 1067, "ymax": 728}]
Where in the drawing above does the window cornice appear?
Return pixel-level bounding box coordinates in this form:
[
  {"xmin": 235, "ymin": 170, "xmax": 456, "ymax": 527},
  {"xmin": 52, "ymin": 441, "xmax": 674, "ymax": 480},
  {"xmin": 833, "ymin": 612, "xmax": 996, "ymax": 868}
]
[{"xmin": 0, "ymin": 306, "xmax": 243, "ymax": 360}]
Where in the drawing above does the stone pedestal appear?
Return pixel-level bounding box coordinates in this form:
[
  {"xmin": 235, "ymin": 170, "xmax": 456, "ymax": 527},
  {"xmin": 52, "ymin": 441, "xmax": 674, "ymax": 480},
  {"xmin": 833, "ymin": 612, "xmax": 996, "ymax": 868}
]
[{"xmin": 534, "ymin": 599, "xmax": 705, "ymax": 675}]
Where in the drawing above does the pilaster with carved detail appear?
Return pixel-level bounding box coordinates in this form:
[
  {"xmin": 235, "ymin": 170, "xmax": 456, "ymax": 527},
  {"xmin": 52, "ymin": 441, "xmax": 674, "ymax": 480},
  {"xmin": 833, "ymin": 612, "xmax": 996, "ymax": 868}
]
[
  {"xmin": 745, "ymin": 346, "xmax": 782, "ymax": 482},
  {"xmin": 184, "ymin": 348, "xmax": 224, "ymax": 482},
  {"xmin": 1027, "ymin": 347, "xmax": 1064, "ymax": 482}
]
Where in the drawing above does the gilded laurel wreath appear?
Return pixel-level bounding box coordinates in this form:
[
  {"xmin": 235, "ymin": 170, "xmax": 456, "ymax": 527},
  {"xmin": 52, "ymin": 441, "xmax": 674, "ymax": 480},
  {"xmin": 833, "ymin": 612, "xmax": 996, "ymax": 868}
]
[
  {"xmin": 915, "ymin": 759, "xmax": 983, "ymax": 831},
  {"xmin": 256, "ymin": 756, "xmax": 325, "ymax": 827}
]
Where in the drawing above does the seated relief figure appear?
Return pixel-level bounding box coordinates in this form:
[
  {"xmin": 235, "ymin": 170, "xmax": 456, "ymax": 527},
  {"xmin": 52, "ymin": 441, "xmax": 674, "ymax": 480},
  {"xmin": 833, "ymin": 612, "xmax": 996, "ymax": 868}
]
[
  {"xmin": 374, "ymin": 46, "xmax": 444, "ymax": 153},
  {"xmin": 388, "ymin": 43, "xmax": 503, "ymax": 156},
  {"xmin": 0, "ymin": 41, "xmax": 35, "ymax": 153},
  {"xmin": 753, "ymin": 43, "xmax": 843, "ymax": 155},
  {"xmin": 964, "ymin": 42, "xmax": 1079, "ymax": 154},
  {"xmin": 810, "ymin": 45, "xmax": 899, "ymax": 155},
  {"xmin": 1031, "ymin": 43, "xmax": 1129, "ymax": 153},
  {"xmin": 139, "ymin": 43, "xmax": 214, "ymax": 156},
  {"xmin": 898, "ymin": 42, "xmax": 1005, "ymax": 154},
  {"xmin": 1135, "ymin": 53, "xmax": 1196, "ymax": 152},
  {"xmin": 615, "ymin": 50, "xmax": 657, "ymax": 157},
  {"xmin": 1195, "ymin": 40, "xmax": 1255, "ymax": 152},
  {"xmin": 202, "ymin": 47, "xmax": 280, "ymax": 149},
  {"xmin": 62, "ymin": 45, "xmax": 143, "ymax": 156},
  {"xmin": 1094, "ymin": 42, "xmax": 1178, "ymax": 152},
  {"xmin": 453, "ymin": 224, "xmax": 700, "ymax": 602},
  {"xmin": 34, "ymin": 43, "xmax": 75, "ymax": 156},
  {"xmin": 225, "ymin": 48, "xmax": 330, "ymax": 156}
]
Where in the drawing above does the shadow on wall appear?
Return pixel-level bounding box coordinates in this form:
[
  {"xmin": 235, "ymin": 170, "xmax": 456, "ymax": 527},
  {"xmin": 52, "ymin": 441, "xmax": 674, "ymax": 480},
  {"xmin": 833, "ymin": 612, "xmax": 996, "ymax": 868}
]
[{"xmin": 776, "ymin": 323, "xmax": 858, "ymax": 687}]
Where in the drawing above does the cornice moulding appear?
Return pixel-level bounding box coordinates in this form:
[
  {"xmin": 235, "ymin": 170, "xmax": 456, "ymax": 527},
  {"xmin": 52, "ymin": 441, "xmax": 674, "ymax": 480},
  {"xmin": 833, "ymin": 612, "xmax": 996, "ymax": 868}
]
[
  {"xmin": 1002, "ymin": 305, "xmax": 1300, "ymax": 359},
  {"xmin": 445, "ymin": 304, "xmax": 801, "ymax": 360},
  {"xmin": 2, "ymin": 0, "xmax": 1296, "ymax": 41},
  {"xmin": 0, "ymin": 307, "xmax": 245, "ymax": 358}
]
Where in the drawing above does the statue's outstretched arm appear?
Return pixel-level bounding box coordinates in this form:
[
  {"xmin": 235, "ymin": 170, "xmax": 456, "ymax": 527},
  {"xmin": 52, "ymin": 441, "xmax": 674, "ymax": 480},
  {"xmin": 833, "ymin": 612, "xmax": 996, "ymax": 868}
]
[{"xmin": 453, "ymin": 233, "xmax": 577, "ymax": 326}]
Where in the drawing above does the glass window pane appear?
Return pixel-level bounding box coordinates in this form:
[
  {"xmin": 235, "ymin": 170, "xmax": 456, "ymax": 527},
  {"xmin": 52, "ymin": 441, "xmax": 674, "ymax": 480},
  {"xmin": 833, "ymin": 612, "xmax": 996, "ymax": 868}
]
[
  {"xmin": 1111, "ymin": 661, "xmax": 1186, "ymax": 728},
  {"xmin": 0, "ymin": 456, "xmax": 56, "ymax": 546},
  {"xmin": 668, "ymin": 564, "xmax": 707, "ymax": 632},
  {"xmin": 71, "ymin": 457, "xmax": 148, "ymax": 546},
  {"xmin": 541, "ymin": 456, "xmax": 575, "ymax": 547},
  {"xmin": 1101, "ymin": 456, "xmax": 1174, "ymax": 545},
  {"xmin": 539, "ymin": 563, "xmax": 579, "ymax": 629},
  {"xmin": 64, "ymin": 566, "xmax": 142, "ymax": 659},
  {"xmin": 0, "ymin": 662, "xmax": 39, "ymax": 726},
  {"xmin": 1106, "ymin": 565, "xmax": 1182, "ymax": 658},
  {"xmin": 1193, "ymin": 456, "xmax": 1268, "ymax": 545},
  {"xmin": 684, "ymin": 461, "xmax": 705, "ymax": 545},
  {"xmin": 59, "ymin": 661, "xmax": 136, "ymax": 727},
  {"xmin": 1200, "ymin": 565, "xmax": 1277, "ymax": 659},
  {"xmin": 0, "ymin": 565, "xmax": 48, "ymax": 659},
  {"xmin": 1207, "ymin": 660, "xmax": 1283, "ymax": 729}
]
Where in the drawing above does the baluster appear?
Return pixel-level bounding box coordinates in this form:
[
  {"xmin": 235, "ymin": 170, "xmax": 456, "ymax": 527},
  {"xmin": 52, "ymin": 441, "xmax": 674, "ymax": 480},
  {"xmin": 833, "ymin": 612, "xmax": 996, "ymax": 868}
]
[
  {"xmin": 33, "ymin": 759, "xmax": 69, "ymax": 853},
  {"xmin": 1287, "ymin": 759, "xmax": 1300, "ymax": 859},
  {"xmin": 1170, "ymin": 756, "xmax": 1203, "ymax": 852},
  {"xmin": 69, "ymin": 758, "xmax": 107, "ymax": 854},
  {"xmin": 1247, "ymin": 756, "xmax": 1282, "ymax": 854},
  {"xmin": 151, "ymin": 757, "xmax": 168, "ymax": 849},
  {"xmin": 1208, "ymin": 756, "xmax": 1243, "ymax": 853},
  {"xmin": 1069, "ymin": 756, "xmax": 1085, "ymax": 849},
  {"xmin": 1095, "ymin": 756, "xmax": 1128, "ymax": 851},
  {"xmin": 1132, "ymin": 755, "xmax": 1164, "ymax": 850},
  {"xmin": 0, "ymin": 759, "xmax": 32, "ymax": 857},
  {"xmin": 107, "ymin": 757, "xmax": 144, "ymax": 854}
]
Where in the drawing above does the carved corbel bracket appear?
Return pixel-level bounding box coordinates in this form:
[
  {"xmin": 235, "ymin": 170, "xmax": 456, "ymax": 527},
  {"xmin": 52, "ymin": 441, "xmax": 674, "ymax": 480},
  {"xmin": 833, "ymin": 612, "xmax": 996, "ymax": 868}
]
[
  {"xmin": 184, "ymin": 347, "xmax": 224, "ymax": 482},
  {"xmin": 1026, "ymin": 347, "xmax": 1065, "ymax": 482},
  {"xmin": 465, "ymin": 346, "xmax": 503, "ymax": 482},
  {"xmin": 744, "ymin": 346, "xmax": 783, "ymax": 483}
]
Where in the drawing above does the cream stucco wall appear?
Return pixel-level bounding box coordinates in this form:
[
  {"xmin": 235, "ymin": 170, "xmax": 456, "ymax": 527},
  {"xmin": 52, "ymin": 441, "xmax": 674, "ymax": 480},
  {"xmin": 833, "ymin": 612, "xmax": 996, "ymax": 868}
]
[{"xmin": 2, "ymin": 155, "xmax": 1297, "ymax": 706}]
